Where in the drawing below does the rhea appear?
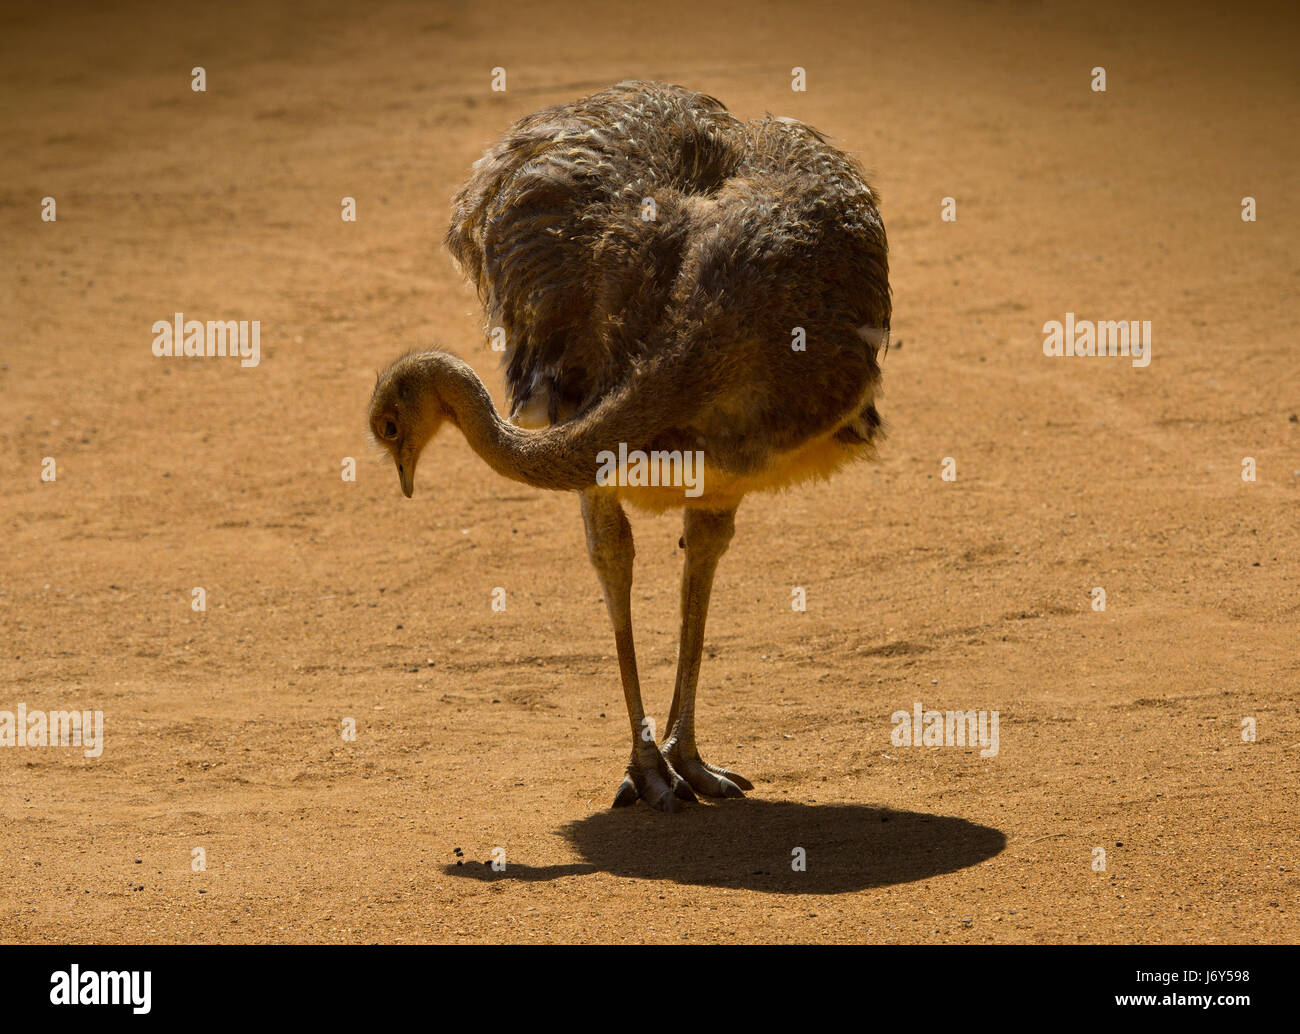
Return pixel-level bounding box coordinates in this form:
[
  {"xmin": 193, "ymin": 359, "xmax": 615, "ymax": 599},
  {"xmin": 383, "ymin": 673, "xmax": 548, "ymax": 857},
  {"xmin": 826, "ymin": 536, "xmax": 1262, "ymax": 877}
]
[{"xmin": 369, "ymin": 82, "xmax": 890, "ymax": 811}]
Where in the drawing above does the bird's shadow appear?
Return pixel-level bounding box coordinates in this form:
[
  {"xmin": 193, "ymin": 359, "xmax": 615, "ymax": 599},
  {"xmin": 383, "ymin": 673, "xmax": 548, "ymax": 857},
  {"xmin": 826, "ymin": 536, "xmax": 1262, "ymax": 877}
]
[{"xmin": 442, "ymin": 800, "xmax": 1005, "ymax": 894}]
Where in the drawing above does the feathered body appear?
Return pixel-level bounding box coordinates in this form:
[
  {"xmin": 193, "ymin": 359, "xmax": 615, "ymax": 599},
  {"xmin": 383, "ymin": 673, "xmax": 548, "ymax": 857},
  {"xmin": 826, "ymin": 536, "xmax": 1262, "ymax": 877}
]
[{"xmin": 445, "ymin": 81, "xmax": 889, "ymax": 510}]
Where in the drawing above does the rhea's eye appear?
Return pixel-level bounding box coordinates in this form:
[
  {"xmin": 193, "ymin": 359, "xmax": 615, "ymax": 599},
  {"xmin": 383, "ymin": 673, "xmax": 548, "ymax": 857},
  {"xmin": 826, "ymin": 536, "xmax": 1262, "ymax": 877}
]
[{"xmin": 382, "ymin": 419, "xmax": 398, "ymax": 440}]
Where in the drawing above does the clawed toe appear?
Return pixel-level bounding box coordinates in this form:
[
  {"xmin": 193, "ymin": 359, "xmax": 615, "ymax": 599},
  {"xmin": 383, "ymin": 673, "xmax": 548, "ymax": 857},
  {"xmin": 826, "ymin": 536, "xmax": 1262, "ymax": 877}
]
[
  {"xmin": 664, "ymin": 742, "xmax": 753, "ymax": 799},
  {"xmin": 612, "ymin": 751, "xmax": 696, "ymax": 811},
  {"xmin": 710, "ymin": 762, "xmax": 754, "ymax": 793},
  {"xmin": 612, "ymin": 775, "xmax": 642, "ymax": 808}
]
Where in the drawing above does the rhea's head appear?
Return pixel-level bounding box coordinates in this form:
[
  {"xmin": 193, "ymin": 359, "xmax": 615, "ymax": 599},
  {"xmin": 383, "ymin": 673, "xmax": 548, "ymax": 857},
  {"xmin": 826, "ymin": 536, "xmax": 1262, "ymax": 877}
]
[{"xmin": 368, "ymin": 352, "xmax": 449, "ymax": 498}]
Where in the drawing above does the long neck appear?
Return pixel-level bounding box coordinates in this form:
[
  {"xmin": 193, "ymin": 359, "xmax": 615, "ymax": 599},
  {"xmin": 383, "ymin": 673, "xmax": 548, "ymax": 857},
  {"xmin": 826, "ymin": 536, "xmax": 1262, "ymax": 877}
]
[{"xmin": 421, "ymin": 352, "xmax": 699, "ymax": 492}]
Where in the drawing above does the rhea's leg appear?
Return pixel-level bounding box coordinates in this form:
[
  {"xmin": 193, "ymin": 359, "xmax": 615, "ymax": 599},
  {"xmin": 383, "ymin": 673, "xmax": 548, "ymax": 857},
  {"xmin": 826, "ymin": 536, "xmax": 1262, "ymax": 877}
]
[
  {"xmin": 662, "ymin": 506, "xmax": 752, "ymax": 798},
  {"xmin": 580, "ymin": 489, "xmax": 693, "ymax": 811}
]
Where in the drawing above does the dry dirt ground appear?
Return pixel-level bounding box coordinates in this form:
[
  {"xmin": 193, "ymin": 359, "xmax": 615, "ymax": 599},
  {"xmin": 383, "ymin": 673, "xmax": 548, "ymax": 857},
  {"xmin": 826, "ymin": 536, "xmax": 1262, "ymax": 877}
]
[{"xmin": 2, "ymin": 0, "xmax": 1297, "ymax": 944}]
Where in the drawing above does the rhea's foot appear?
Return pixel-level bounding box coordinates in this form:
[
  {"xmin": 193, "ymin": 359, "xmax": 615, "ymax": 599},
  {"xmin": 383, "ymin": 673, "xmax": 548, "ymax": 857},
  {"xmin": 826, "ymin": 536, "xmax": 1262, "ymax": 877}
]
[
  {"xmin": 612, "ymin": 745, "xmax": 697, "ymax": 811},
  {"xmin": 662, "ymin": 739, "xmax": 753, "ymax": 799}
]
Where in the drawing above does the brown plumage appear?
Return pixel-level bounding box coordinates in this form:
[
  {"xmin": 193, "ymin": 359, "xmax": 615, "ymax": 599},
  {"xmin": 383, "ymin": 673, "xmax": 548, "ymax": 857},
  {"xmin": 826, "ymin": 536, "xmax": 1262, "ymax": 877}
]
[
  {"xmin": 444, "ymin": 80, "xmax": 889, "ymax": 487},
  {"xmin": 369, "ymin": 81, "xmax": 890, "ymax": 809}
]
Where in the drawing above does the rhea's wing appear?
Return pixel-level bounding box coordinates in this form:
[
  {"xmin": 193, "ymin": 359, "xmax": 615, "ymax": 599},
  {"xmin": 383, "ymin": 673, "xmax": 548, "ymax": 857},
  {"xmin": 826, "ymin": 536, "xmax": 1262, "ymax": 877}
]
[{"xmin": 445, "ymin": 82, "xmax": 740, "ymax": 419}]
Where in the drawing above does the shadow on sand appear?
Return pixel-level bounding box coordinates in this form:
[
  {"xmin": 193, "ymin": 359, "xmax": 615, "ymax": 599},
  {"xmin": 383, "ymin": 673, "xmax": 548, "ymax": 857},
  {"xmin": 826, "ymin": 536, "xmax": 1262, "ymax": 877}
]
[{"xmin": 442, "ymin": 800, "xmax": 1005, "ymax": 894}]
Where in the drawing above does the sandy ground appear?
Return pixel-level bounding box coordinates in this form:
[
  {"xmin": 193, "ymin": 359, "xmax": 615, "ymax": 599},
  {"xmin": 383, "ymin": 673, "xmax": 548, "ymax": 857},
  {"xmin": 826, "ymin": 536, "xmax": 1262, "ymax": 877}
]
[{"xmin": 1, "ymin": 0, "xmax": 1297, "ymax": 944}]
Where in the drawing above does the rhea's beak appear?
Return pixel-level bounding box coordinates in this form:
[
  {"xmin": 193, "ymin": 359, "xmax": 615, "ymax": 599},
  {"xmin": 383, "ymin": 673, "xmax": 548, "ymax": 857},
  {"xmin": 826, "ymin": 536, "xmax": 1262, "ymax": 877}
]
[{"xmin": 398, "ymin": 459, "xmax": 414, "ymax": 498}]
